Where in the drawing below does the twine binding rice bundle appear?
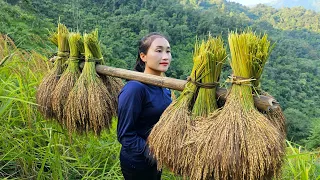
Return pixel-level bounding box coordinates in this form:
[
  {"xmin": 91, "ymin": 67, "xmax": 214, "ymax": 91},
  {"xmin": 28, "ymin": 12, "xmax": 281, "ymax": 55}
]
[
  {"xmin": 36, "ymin": 23, "xmax": 69, "ymax": 119},
  {"xmin": 191, "ymin": 31, "xmax": 285, "ymax": 180}
]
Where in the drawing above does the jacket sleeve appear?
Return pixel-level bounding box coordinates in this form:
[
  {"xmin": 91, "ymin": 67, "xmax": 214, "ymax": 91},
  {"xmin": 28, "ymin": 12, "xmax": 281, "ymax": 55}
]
[{"xmin": 117, "ymin": 82, "xmax": 147, "ymax": 155}]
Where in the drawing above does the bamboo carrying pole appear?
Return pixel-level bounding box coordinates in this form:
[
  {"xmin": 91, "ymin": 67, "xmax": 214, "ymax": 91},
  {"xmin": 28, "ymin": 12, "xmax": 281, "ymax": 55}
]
[
  {"xmin": 77, "ymin": 62, "xmax": 279, "ymax": 112},
  {"xmin": 50, "ymin": 56, "xmax": 279, "ymax": 111}
]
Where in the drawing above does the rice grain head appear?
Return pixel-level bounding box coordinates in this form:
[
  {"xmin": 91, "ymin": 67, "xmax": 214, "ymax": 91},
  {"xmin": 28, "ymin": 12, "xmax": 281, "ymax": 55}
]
[
  {"xmin": 193, "ymin": 85, "xmax": 284, "ymax": 180},
  {"xmin": 64, "ymin": 73, "xmax": 89, "ymax": 134}
]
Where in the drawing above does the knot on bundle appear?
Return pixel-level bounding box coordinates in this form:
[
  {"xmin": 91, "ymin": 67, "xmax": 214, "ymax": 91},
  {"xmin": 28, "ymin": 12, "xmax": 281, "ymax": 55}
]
[
  {"xmin": 68, "ymin": 56, "xmax": 82, "ymax": 62},
  {"xmin": 86, "ymin": 57, "xmax": 103, "ymax": 63},
  {"xmin": 186, "ymin": 76, "xmax": 219, "ymax": 89},
  {"xmin": 227, "ymin": 75, "xmax": 255, "ymax": 85},
  {"xmin": 57, "ymin": 51, "xmax": 69, "ymax": 58}
]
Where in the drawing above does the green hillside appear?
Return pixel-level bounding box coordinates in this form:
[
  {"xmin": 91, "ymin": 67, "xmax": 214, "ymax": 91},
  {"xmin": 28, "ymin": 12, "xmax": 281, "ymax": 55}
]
[
  {"xmin": 0, "ymin": 0, "xmax": 55, "ymax": 51},
  {"xmin": 1, "ymin": 0, "xmax": 319, "ymax": 162}
]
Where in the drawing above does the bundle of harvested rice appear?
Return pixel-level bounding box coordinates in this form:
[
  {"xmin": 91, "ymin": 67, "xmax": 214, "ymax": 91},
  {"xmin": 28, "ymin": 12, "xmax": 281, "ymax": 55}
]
[
  {"xmin": 52, "ymin": 32, "xmax": 83, "ymax": 124},
  {"xmin": 64, "ymin": 30, "xmax": 113, "ymax": 135},
  {"xmin": 192, "ymin": 31, "xmax": 284, "ymax": 180},
  {"xmin": 247, "ymin": 33, "xmax": 286, "ymax": 138},
  {"xmin": 192, "ymin": 35, "xmax": 227, "ymax": 118},
  {"xmin": 173, "ymin": 36, "xmax": 227, "ymax": 178},
  {"xmin": 148, "ymin": 40, "xmax": 208, "ymax": 176},
  {"xmin": 36, "ymin": 23, "xmax": 69, "ymax": 119}
]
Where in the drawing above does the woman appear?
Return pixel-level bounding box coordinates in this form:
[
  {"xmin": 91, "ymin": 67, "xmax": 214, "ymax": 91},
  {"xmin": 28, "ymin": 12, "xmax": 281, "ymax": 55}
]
[{"xmin": 117, "ymin": 32, "xmax": 172, "ymax": 180}]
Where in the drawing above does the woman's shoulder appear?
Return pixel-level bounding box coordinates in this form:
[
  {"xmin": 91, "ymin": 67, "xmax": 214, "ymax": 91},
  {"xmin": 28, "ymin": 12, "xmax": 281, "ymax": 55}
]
[
  {"xmin": 124, "ymin": 80, "xmax": 146, "ymax": 88},
  {"xmin": 121, "ymin": 80, "xmax": 147, "ymax": 94}
]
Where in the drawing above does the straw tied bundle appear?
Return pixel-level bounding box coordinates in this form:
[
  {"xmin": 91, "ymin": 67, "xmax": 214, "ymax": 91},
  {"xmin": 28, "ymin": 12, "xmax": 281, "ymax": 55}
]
[
  {"xmin": 36, "ymin": 23, "xmax": 69, "ymax": 119},
  {"xmin": 37, "ymin": 25, "xmax": 123, "ymax": 135},
  {"xmin": 64, "ymin": 30, "xmax": 122, "ymax": 135},
  {"xmin": 148, "ymin": 35, "xmax": 227, "ymax": 176},
  {"xmin": 52, "ymin": 32, "xmax": 83, "ymax": 124},
  {"xmin": 190, "ymin": 31, "xmax": 285, "ymax": 180}
]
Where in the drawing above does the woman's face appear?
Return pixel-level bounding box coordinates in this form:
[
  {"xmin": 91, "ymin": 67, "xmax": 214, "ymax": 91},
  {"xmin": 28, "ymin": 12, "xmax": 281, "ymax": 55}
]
[{"xmin": 140, "ymin": 37, "xmax": 171, "ymax": 76}]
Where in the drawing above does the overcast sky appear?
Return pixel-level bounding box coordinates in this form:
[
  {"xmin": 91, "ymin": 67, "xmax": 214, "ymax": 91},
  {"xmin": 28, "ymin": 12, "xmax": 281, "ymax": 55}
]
[{"xmin": 228, "ymin": 0, "xmax": 275, "ymax": 6}]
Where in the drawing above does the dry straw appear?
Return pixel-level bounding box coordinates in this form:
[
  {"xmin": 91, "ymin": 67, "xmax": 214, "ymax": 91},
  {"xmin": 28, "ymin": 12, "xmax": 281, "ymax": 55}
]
[
  {"xmin": 191, "ymin": 31, "xmax": 284, "ymax": 180},
  {"xmin": 64, "ymin": 30, "xmax": 114, "ymax": 135},
  {"xmin": 148, "ymin": 35, "xmax": 227, "ymax": 177},
  {"xmin": 36, "ymin": 23, "xmax": 69, "ymax": 119},
  {"xmin": 52, "ymin": 32, "xmax": 83, "ymax": 125}
]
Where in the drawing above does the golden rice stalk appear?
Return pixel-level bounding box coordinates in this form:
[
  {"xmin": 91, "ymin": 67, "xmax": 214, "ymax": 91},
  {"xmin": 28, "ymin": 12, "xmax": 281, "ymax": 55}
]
[
  {"xmin": 191, "ymin": 31, "xmax": 284, "ymax": 180},
  {"xmin": 192, "ymin": 35, "xmax": 227, "ymax": 117},
  {"xmin": 36, "ymin": 23, "xmax": 69, "ymax": 119},
  {"xmin": 0, "ymin": 34, "xmax": 17, "ymax": 58},
  {"xmin": 148, "ymin": 40, "xmax": 207, "ymax": 176},
  {"xmin": 248, "ymin": 33, "xmax": 273, "ymax": 91},
  {"xmin": 246, "ymin": 33, "xmax": 286, "ymax": 139},
  {"xmin": 64, "ymin": 30, "xmax": 113, "ymax": 135},
  {"xmin": 52, "ymin": 33, "xmax": 83, "ymax": 124}
]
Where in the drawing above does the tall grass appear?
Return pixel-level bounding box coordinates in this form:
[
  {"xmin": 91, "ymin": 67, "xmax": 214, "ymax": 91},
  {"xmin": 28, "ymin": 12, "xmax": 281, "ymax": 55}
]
[
  {"xmin": 0, "ymin": 36, "xmax": 123, "ymax": 179},
  {"xmin": 282, "ymin": 141, "xmax": 320, "ymax": 180},
  {"xmin": 0, "ymin": 36, "xmax": 318, "ymax": 180}
]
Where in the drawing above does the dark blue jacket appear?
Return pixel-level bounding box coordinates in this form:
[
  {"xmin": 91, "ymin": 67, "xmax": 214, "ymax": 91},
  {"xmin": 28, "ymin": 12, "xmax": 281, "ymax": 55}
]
[{"xmin": 117, "ymin": 80, "xmax": 172, "ymax": 169}]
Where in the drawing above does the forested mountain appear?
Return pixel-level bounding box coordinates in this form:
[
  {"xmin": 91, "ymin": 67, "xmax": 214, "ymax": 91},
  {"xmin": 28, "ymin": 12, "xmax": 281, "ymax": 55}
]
[
  {"xmin": 267, "ymin": 0, "xmax": 320, "ymax": 12},
  {"xmin": 1, "ymin": 0, "xmax": 319, "ymax": 147},
  {"xmin": 0, "ymin": 0, "xmax": 54, "ymax": 50}
]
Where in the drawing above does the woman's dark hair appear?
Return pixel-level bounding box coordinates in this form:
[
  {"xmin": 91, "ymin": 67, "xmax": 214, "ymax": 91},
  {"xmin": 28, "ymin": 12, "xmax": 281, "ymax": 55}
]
[{"xmin": 134, "ymin": 32, "xmax": 169, "ymax": 72}]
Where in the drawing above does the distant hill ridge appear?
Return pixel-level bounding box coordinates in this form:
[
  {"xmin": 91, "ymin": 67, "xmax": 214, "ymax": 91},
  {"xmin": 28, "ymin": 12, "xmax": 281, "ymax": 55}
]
[{"xmin": 267, "ymin": 0, "xmax": 320, "ymax": 12}]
